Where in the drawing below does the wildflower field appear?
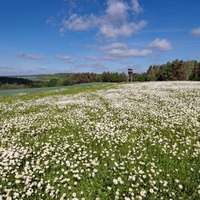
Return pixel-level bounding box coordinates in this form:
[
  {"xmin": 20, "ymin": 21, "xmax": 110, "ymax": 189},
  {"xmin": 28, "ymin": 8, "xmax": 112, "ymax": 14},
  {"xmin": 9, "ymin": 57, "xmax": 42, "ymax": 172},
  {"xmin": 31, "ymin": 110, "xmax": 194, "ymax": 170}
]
[{"xmin": 0, "ymin": 81, "xmax": 199, "ymax": 200}]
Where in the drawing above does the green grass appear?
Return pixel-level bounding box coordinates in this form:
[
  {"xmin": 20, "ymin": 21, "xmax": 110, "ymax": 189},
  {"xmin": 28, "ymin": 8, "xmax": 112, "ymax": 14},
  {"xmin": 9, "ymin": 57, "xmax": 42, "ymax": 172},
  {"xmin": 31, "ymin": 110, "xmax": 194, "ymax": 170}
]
[
  {"xmin": 15, "ymin": 76, "xmax": 48, "ymax": 82},
  {"xmin": 15, "ymin": 74, "xmax": 69, "ymax": 82},
  {"xmin": 0, "ymin": 82, "xmax": 109, "ymax": 97}
]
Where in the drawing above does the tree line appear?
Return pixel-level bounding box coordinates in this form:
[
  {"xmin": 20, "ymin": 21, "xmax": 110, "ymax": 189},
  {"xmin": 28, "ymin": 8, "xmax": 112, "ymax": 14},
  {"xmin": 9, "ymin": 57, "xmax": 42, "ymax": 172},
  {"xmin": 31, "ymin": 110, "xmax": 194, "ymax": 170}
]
[
  {"xmin": 1, "ymin": 59, "xmax": 200, "ymax": 90},
  {"xmin": 47, "ymin": 72, "xmax": 127, "ymax": 87},
  {"xmin": 133, "ymin": 59, "xmax": 200, "ymax": 82},
  {"xmin": 0, "ymin": 77, "xmax": 37, "ymax": 90},
  {"xmin": 0, "ymin": 72, "xmax": 127, "ymax": 89}
]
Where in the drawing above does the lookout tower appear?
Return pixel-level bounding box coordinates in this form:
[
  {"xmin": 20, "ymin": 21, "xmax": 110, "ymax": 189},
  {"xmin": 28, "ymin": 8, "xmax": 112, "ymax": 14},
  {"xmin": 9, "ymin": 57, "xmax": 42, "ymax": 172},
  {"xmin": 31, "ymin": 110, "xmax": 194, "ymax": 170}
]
[{"xmin": 128, "ymin": 68, "xmax": 133, "ymax": 82}]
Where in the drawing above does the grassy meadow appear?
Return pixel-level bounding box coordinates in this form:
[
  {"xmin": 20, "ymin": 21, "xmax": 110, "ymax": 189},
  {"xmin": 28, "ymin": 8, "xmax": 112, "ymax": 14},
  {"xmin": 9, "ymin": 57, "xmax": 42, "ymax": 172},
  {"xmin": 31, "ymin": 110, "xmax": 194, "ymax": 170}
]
[
  {"xmin": 15, "ymin": 76, "xmax": 48, "ymax": 82},
  {"xmin": 0, "ymin": 82, "xmax": 108, "ymax": 97},
  {"xmin": 15, "ymin": 74, "xmax": 65, "ymax": 82},
  {"xmin": 0, "ymin": 81, "xmax": 199, "ymax": 200}
]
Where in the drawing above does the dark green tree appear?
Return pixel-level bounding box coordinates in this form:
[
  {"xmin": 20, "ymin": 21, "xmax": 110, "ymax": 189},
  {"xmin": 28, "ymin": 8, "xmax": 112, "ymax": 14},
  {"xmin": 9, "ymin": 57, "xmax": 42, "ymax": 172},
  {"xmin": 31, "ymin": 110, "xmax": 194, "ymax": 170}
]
[{"xmin": 48, "ymin": 79, "xmax": 58, "ymax": 87}]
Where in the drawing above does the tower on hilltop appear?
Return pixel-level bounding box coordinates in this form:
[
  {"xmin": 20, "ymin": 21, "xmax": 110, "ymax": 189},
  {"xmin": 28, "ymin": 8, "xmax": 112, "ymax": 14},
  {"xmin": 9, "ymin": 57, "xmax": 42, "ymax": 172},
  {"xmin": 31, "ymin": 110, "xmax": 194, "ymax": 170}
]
[{"xmin": 128, "ymin": 68, "xmax": 133, "ymax": 82}]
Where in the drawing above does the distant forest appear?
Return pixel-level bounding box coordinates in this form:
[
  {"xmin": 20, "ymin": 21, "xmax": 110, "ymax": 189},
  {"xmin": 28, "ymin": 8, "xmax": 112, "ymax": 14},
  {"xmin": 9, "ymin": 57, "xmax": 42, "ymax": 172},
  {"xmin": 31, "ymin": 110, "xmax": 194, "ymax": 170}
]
[
  {"xmin": 0, "ymin": 59, "xmax": 200, "ymax": 90},
  {"xmin": 142, "ymin": 59, "xmax": 200, "ymax": 81}
]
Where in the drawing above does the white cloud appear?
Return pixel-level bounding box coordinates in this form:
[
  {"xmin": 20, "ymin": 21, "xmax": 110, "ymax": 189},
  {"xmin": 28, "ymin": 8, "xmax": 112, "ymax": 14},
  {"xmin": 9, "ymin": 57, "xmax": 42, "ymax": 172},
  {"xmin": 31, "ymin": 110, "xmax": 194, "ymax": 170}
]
[
  {"xmin": 19, "ymin": 52, "xmax": 46, "ymax": 60},
  {"xmin": 99, "ymin": 20, "xmax": 147, "ymax": 39},
  {"xmin": 191, "ymin": 27, "xmax": 200, "ymax": 36},
  {"xmin": 56, "ymin": 55, "xmax": 74, "ymax": 63},
  {"xmin": 106, "ymin": 0, "xmax": 128, "ymax": 24},
  {"xmin": 107, "ymin": 48, "xmax": 152, "ymax": 58},
  {"xmin": 60, "ymin": 14, "xmax": 100, "ymax": 31},
  {"xmin": 59, "ymin": 0, "xmax": 146, "ymax": 39},
  {"xmin": 85, "ymin": 42, "xmax": 152, "ymax": 61},
  {"xmin": 84, "ymin": 56, "xmax": 99, "ymax": 61},
  {"xmin": 131, "ymin": 0, "xmax": 143, "ymax": 13},
  {"xmin": 99, "ymin": 43, "xmax": 127, "ymax": 50},
  {"xmin": 102, "ymin": 42, "xmax": 152, "ymax": 58},
  {"xmin": 148, "ymin": 38, "xmax": 173, "ymax": 51}
]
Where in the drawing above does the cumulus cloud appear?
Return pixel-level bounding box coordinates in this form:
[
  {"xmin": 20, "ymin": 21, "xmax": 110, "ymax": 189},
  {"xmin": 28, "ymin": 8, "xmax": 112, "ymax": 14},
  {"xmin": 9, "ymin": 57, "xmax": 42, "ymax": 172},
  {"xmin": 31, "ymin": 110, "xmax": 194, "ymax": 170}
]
[
  {"xmin": 102, "ymin": 42, "xmax": 152, "ymax": 59},
  {"xmin": 85, "ymin": 42, "xmax": 152, "ymax": 61},
  {"xmin": 131, "ymin": 0, "xmax": 143, "ymax": 13},
  {"xmin": 99, "ymin": 43, "xmax": 127, "ymax": 50},
  {"xmin": 19, "ymin": 52, "xmax": 46, "ymax": 60},
  {"xmin": 59, "ymin": 0, "xmax": 146, "ymax": 39},
  {"xmin": 99, "ymin": 20, "xmax": 147, "ymax": 38},
  {"xmin": 190, "ymin": 27, "xmax": 200, "ymax": 36},
  {"xmin": 106, "ymin": 48, "xmax": 152, "ymax": 58},
  {"xmin": 60, "ymin": 14, "xmax": 100, "ymax": 31},
  {"xmin": 56, "ymin": 55, "xmax": 74, "ymax": 63},
  {"xmin": 148, "ymin": 38, "xmax": 173, "ymax": 51},
  {"xmin": 106, "ymin": 0, "xmax": 128, "ymax": 24}
]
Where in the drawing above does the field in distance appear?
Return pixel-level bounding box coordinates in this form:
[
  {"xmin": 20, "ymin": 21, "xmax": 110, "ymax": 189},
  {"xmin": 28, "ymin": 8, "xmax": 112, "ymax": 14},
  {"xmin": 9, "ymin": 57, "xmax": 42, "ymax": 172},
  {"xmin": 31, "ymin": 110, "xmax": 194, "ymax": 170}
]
[
  {"xmin": 0, "ymin": 82, "xmax": 109, "ymax": 97},
  {"xmin": 15, "ymin": 74, "xmax": 69, "ymax": 82},
  {"xmin": 0, "ymin": 81, "xmax": 199, "ymax": 199}
]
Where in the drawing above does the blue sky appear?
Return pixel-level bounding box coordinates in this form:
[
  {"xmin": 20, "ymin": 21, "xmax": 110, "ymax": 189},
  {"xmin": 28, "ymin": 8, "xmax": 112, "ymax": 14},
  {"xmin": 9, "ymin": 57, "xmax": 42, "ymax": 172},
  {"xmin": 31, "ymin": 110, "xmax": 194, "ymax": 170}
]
[{"xmin": 0, "ymin": 0, "xmax": 200, "ymax": 76}]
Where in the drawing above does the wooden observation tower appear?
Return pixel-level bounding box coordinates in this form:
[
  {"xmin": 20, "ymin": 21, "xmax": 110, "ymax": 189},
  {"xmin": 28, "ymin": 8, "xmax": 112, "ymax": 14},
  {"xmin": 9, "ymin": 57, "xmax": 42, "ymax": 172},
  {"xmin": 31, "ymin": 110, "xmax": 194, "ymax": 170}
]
[{"xmin": 128, "ymin": 68, "xmax": 133, "ymax": 82}]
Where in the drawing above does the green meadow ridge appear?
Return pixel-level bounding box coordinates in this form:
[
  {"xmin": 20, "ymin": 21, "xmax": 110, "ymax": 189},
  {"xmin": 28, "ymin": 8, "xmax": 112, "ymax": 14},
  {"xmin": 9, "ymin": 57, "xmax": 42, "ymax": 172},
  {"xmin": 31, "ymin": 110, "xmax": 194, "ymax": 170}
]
[{"xmin": 0, "ymin": 82, "xmax": 199, "ymax": 199}]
